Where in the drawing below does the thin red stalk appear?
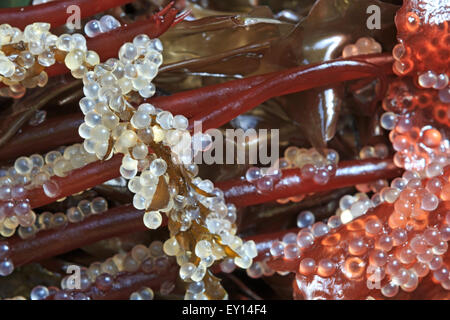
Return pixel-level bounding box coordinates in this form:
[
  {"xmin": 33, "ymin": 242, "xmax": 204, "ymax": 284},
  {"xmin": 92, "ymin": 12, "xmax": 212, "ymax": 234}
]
[
  {"xmin": 5, "ymin": 156, "xmax": 399, "ymax": 213},
  {"xmin": 188, "ymin": 59, "xmax": 389, "ymax": 131},
  {"xmin": 156, "ymin": 1, "xmax": 175, "ymax": 16},
  {"xmin": 47, "ymin": 158, "xmax": 395, "ymax": 209},
  {"xmin": 85, "ymin": 267, "xmax": 178, "ymax": 300},
  {"xmin": 9, "ymin": 204, "xmax": 147, "ymax": 267},
  {"xmin": 0, "ymin": 0, "xmax": 134, "ymax": 30},
  {"xmin": 0, "ymin": 82, "xmax": 206, "ymax": 160},
  {"xmin": 81, "ymin": 266, "xmax": 178, "ymax": 300},
  {"xmin": 217, "ymin": 158, "xmax": 402, "ymax": 208},
  {"xmin": 152, "ymin": 53, "xmax": 393, "ymax": 119},
  {"xmin": 27, "ymin": 154, "xmax": 123, "ymax": 209},
  {"xmin": 0, "ymin": 113, "xmax": 83, "ymax": 162},
  {"xmin": 45, "ymin": 264, "xmax": 178, "ymax": 300},
  {"xmin": 8, "ymin": 199, "xmax": 293, "ymax": 270},
  {"xmin": 173, "ymin": 9, "xmax": 192, "ymax": 25},
  {"xmin": 23, "ymin": 155, "xmax": 402, "ymax": 208},
  {"xmin": 9, "ymin": 200, "xmax": 284, "ymax": 272}
]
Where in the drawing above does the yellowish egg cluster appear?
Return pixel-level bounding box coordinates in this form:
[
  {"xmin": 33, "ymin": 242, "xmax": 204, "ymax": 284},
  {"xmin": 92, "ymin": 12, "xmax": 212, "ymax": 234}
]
[
  {"xmin": 0, "ymin": 23, "xmax": 100, "ymax": 98},
  {"xmin": 74, "ymin": 33, "xmax": 258, "ymax": 299},
  {"xmin": 0, "ymin": 22, "xmax": 258, "ymax": 299},
  {"xmin": 342, "ymin": 37, "xmax": 382, "ymax": 58}
]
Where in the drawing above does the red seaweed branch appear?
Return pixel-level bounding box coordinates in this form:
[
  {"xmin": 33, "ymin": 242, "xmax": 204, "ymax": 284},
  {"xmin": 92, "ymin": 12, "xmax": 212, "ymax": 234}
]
[
  {"xmin": 219, "ymin": 158, "xmax": 402, "ymax": 207},
  {"xmin": 8, "ymin": 204, "xmax": 147, "ymax": 267}
]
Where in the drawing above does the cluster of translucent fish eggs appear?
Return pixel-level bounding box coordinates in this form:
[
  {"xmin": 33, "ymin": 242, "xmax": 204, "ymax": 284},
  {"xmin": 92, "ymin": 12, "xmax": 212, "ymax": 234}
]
[
  {"xmin": 132, "ymin": 154, "xmax": 257, "ymax": 294},
  {"xmin": 392, "ymin": 27, "xmax": 450, "ymax": 103},
  {"xmin": 0, "ymin": 144, "xmax": 99, "ymax": 238},
  {"xmin": 74, "ymin": 31, "xmax": 257, "ymax": 296},
  {"xmin": 379, "ymin": 76, "xmax": 449, "ymax": 175},
  {"xmin": 244, "ymin": 258, "xmax": 275, "ymax": 279},
  {"xmin": 286, "ymin": 147, "xmax": 339, "ymax": 185},
  {"xmin": 245, "ymin": 165, "xmax": 281, "ymax": 193},
  {"xmin": 84, "ymin": 15, "xmax": 121, "ymax": 38},
  {"xmin": 269, "ymin": 229, "xmax": 327, "ymax": 263},
  {"xmin": 380, "ymin": 111, "xmax": 449, "ymax": 174},
  {"xmin": 342, "ymin": 37, "xmax": 382, "ymax": 58},
  {"xmin": 29, "ymin": 241, "xmax": 173, "ymax": 300},
  {"xmin": 18, "ymin": 196, "xmax": 108, "ymax": 240},
  {"xmin": 79, "ymin": 31, "xmax": 255, "ymax": 296},
  {"xmin": 129, "ymin": 287, "xmax": 154, "ymax": 300},
  {"xmin": 162, "ymin": 203, "xmax": 258, "ymax": 271},
  {"xmin": 270, "ymin": 209, "xmax": 343, "ymax": 262},
  {"xmin": 415, "ymin": 68, "xmax": 450, "ymax": 105},
  {"xmin": 289, "ymin": 168, "xmax": 450, "ymax": 297},
  {"xmin": 392, "ymin": 6, "xmax": 450, "ymax": 103},
  {"xmin": 0, "ymin": 23, "xmax": 97, "ymax": 98},
  {"xmin": 245, "ymin": 147, "xmax": 339, "ymax": 196},
  {"xmin": 417, "ymin": 70, "xmax": 449, "ymax": 96},
  {"xmin": 122, "ymin": 105, "xmax": 191, "ymax": 207},
  {"xmin": 392, "ymin": 43, "xmax": 450, "ymax": 104},
  {"xmin": 75, "ymin": 34, "xmax": 175, "ymax": 228},
  {"xmin": 337, "ymin": 164, "xmax": 449, "ymax": 228},
  {"xmin": 78, "ymin": 38, "xmax": 163, "ymax": 157}
]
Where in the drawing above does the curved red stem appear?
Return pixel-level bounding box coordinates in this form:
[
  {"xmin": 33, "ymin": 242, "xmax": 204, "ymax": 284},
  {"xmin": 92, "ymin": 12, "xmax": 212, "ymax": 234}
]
[
  {"xmin": 27, "ymin": 154, "xmax": 123, "ymax": 209},
  {"xmin": 9, "ymin": 204, "xmax": 147, "ymax": 267},
  {"xmin": 85, "ymin": 266, "xmax": 178, "ymax": 300},
  {"xmin": 188, "ymin": 59, "xmax": 389, "ymax": 131},
  {"xmin": 3, "ymin": 156, "xmax": 399, "ymax": 211},
  {"xmin": 87, "ymin": 267, "xmax": 178, "ymax": 300},
  {"xmin": 218, "ymin": 158, "xmax": 402, "ymax": 208},
  {"xmin": 152, "ymin": 53, "xmax": 394, "ymax": 120},
  {"xmin": 0, "ymin": 113, "xmax": 83, "ymax": 163},
  {"xmin": 46, "ymin": 265, "xmax": 178, "ymax": 300}
]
